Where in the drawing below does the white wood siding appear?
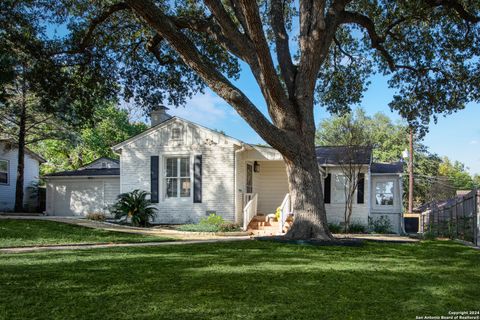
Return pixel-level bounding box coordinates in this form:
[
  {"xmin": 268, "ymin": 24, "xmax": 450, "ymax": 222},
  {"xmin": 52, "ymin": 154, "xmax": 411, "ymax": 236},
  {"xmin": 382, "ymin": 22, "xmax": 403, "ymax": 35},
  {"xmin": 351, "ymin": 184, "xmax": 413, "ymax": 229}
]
[
  {"xmin": 0, "ymin": 142, "xmax": 41, "ymax": 211},
  {"xmin": 119, "ymin": 119, "xmax": 237, "ymax": 224},
  {"xmin": 256, "ymin": 161, "xmax": 289, "ymax": 214},
  {"xmin": 45, "ymin": 177, "xmax": 119, "ymax": 216}
]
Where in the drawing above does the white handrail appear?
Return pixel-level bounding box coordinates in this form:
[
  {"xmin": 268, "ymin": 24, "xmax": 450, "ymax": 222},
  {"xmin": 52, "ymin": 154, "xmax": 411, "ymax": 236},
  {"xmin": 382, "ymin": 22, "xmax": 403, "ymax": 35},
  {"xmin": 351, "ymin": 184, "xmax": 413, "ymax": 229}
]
[
  {"xmin": 243, "ymin": 193, "xmax": 258, "ymax": 231},
  {"xmin": 279, "ymin": 193, "xmax": 291, "ymax": 233}
]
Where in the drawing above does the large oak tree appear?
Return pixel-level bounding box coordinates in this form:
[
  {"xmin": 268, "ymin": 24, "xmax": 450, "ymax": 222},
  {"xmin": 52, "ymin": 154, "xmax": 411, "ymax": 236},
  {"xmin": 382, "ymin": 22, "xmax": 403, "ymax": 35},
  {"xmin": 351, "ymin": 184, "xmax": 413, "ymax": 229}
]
[{"xmin": 39, "ymin": 0, "xmax": 480, "ymax": 239}]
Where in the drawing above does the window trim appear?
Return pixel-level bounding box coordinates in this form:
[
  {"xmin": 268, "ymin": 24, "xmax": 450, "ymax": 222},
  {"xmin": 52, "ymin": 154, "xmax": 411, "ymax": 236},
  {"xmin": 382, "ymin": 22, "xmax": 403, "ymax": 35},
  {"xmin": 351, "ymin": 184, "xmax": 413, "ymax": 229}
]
[
  {"xmin": 163, "ymin": 155, "xmax": 192, "ymax": 200},
  {"xmin": 332, "ymin": 174, "xmax": 347, "ymax": 204},
  {"xmin": 374, "ymin": 180, "xmax": 395, "ymax": 207},
  {"xmin": 0, "ymin": 159, "xmax": 9, "ymax": 185},
  {"xmin": 171, "ymin": 127, "xmax": 182, "ymax": 141}
]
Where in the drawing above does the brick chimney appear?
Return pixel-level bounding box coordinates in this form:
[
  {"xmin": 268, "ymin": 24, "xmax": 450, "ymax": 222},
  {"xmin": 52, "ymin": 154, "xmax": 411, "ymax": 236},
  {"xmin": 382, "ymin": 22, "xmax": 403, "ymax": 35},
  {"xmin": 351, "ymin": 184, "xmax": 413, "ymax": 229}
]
[{"xmin": 150, "ymin": 105, "xmax": 171, "ymax": 127}]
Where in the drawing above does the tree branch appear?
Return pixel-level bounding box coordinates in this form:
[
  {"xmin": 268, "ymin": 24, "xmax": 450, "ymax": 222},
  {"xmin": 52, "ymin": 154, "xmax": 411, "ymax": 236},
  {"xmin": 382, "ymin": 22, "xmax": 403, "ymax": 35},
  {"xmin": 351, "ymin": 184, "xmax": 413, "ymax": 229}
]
[
  {"xmin": 125, "ymin": 0, "xmax": 296, "ymax": 155},
  {"xmin": 270, "ymin": 0, "xmax": 296, "ymax": 98},
  {"xmin": 425, "ymin": 0, "xmax": 480, "ymax": 23},
  {"xmin": 80, "ymin": 3, "xmax": 129, "ymax": 50},
  {"xmin": 340, "ymin": 11, "xmax": 397, "ymax": 71}
]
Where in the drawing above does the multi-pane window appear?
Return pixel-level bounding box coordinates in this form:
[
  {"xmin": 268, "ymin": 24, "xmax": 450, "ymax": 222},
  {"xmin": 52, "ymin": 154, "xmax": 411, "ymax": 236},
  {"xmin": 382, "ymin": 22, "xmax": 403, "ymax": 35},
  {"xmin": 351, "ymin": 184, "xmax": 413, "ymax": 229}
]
[
  {"xmin": 333, "ymin": 174, "xmax": 346, "ymax": 204},
  {"xmin": 375, "ymin": 181, "xmax": 394, "ymax": 205},
  {"xmin": 165, "ymin": 157, "xmax": 191, "ymax": 198},
  {"xmin": 171, "ymin": 128, "xmax": 181, "ymax": 140},
  {"xmin": 0, "ymin": 160, "xmax": 8, "ymax": 184}
]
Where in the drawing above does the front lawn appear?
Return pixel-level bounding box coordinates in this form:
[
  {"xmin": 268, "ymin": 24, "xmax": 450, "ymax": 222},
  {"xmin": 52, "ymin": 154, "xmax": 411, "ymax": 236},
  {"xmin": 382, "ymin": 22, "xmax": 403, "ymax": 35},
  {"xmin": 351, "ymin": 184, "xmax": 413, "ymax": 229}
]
[
  {"xmin": 0, "ymin": 219, "xmax": 172, "ymax": 248},
  {"xmin": 0, "ymin": 240, "xmax": 478, "ymax": 319}
]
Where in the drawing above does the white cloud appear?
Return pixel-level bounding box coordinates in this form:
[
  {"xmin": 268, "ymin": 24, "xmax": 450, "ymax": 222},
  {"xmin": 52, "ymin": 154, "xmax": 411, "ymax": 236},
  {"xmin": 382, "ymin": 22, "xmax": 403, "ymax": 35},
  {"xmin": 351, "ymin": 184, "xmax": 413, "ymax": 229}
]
[
  {"xmin": 168, "ymin": 91, "xmax": 231, "ymax": 126},
  {"xmin": 470, "ymin": 140, "xmax": 478, "ymax": 145}
]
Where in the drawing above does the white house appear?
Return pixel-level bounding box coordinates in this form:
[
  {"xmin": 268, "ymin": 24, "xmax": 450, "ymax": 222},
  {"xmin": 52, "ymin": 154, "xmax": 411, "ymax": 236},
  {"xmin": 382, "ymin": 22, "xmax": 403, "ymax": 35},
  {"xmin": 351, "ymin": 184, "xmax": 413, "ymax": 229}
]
[
  {"xmin": 0, "ymin": 139, "xmax": 46, "ymax": 212},
  {"xmin": 45, "ymin": 106, "xmax": 404, "ymax": 233}
]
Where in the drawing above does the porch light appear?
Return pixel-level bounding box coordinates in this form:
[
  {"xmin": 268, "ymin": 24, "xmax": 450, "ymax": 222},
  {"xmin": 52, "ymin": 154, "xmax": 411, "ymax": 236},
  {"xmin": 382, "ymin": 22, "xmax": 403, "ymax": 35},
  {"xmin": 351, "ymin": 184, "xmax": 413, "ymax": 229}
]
[{"xmin": 254, "ymin": 161, "xmax": 260, "ymax": 173}]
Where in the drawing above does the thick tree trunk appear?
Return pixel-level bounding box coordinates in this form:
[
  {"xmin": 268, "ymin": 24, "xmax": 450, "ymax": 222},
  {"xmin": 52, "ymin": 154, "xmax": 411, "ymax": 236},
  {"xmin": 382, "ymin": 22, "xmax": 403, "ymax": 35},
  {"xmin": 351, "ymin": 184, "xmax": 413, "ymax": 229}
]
[
  {"xmin": 14, "ymin": 104, "xmax": 27, "ymax": 213},
  {"xmin": 284, "ymin": 144, "xmax": 333, "ymax": 240}
]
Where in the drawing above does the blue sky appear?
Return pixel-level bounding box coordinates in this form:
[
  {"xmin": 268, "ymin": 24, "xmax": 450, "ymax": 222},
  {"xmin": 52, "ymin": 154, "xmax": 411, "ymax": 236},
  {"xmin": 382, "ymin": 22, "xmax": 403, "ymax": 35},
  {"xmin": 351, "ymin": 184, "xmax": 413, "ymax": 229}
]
[{"xmin": 167, "ymin": 61, "xmax": 480, "ymax": 175}]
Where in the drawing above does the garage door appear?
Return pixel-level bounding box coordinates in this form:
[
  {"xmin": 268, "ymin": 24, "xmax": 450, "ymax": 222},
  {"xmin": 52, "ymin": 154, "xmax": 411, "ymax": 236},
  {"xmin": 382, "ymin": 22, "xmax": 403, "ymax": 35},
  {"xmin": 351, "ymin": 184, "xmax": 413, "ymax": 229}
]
[{"xmin": 52, "ymin": 181, "xmax": 104, "ymax": 216}]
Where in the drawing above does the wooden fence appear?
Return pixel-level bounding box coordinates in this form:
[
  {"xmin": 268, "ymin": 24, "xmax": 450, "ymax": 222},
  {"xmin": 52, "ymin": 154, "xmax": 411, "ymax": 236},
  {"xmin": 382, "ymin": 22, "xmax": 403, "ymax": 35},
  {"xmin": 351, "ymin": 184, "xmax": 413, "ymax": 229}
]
[{"xmin": 420, "ymin": 189, "xmax": 480, "ymax": 246}]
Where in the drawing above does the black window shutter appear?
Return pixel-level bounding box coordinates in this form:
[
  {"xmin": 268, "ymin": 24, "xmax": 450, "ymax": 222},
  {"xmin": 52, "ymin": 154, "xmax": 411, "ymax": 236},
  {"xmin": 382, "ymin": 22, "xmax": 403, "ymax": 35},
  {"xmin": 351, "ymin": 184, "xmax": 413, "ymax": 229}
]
[
  {"xmin": 150, "ymin": 156, "xmax": 159, "ymax": 203},
  {"xmin": 193, "ymin": 155, "xmax": 202, "ymax": 203},
  {"xmin": 324, "ymin": 173, "xmax": 331, "ymax": 204},
  {"xmin": 357, "ymin": 173, "xmax": 365, "ymax": 204}
]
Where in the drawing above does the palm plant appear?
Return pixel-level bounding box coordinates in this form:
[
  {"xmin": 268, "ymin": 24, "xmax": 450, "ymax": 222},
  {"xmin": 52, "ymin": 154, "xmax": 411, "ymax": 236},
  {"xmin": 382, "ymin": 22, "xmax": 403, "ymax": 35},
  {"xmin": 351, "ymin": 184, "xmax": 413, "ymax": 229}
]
[{"xmin": 111, "ymin": 190, "xmax": 157, "ymax": 227}]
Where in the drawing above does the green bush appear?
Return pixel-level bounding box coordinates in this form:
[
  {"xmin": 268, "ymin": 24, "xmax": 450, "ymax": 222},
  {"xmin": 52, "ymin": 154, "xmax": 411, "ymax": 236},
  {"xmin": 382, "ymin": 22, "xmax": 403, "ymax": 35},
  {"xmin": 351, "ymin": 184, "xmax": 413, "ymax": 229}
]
[
  {"xmin": 368, "ymin": 216, "xmax": 393, "ymax": 234},
  {"xmin": 422, "ymin": 231, "xmax": 437, "ymax": 240},
  {"xmin": 111, "ymin": 190, "xmax": 157, "ymax": 227},
  {"xmin": 199, "ymin": 213, "xmax": 225, "ymax": 226},
  {"xmin": 328, "ymin": 223, "xmax": 342, "ymax": 233},
  {"xmin": 86, "ymin": 212, "xmax": 107, "ymax": 222},
  {"xmin": 176, "ymin": 224, "xmax": 219, "ymax": 232},
  {"xmin": 348, "ymin": 223, "xmax": 367, "ymax": 234},
  {"xmin": 218, "ymin": 223, "xmax": 241, "ymax": 232}
]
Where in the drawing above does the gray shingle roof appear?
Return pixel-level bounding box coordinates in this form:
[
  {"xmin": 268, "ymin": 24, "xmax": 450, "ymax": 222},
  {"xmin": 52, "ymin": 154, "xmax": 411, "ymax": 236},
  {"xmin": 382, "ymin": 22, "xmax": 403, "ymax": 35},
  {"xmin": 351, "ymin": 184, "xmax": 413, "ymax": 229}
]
[
  {"xmin": 371, "ymin": 162, "xmax": 404, "ymax": 174},
  {"xmin": 315, "ymin": 146, "xmax": 372, "ymax": 165},
  {"xmin": 45, "ymin": 168, "xmax": 120, "ymax": 177}
]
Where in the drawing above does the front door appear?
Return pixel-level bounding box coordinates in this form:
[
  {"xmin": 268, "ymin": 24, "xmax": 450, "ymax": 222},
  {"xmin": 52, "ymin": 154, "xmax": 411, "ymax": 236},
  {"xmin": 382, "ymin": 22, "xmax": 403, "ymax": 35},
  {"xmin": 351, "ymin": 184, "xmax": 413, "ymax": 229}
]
[{"xmin": 246, "ymin": 163, "xmax": 253, "ymax": 194}]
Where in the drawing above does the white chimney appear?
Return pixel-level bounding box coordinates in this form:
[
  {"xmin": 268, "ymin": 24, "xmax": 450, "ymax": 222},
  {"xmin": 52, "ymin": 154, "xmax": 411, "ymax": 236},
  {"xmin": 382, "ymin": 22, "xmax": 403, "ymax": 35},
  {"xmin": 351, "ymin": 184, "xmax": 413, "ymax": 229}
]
[{"xmin": 150, "ymin": 105, "xmax": 171, "ymax": 127}]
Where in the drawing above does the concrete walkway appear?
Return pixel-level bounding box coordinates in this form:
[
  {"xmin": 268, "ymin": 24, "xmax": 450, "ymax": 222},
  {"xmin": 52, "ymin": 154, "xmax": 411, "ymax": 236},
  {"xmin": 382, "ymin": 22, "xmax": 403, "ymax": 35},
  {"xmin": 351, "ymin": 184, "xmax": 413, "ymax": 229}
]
[
  {"xmin": 0, "ymin": 237, "xmax": 251, "ymax": 254},
  {"xmin": 0, "ymin": 215, "xmax": 249, "ymax": 240}
]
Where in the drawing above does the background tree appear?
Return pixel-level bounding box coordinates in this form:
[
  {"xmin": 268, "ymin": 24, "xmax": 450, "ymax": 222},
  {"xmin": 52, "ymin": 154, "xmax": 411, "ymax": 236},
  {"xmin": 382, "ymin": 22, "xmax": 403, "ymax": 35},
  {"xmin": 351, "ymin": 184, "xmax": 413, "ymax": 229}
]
[
  {"xmin": 20, "ymin": 0, "xmax": 480, "ymax": 239},
  {"xmin": 317, "ymin": 109, "xmax": 373, "ymax": 231},
  {"xmin": 0, "ymin": 1, "xmax": 113, "ymax": 211},
  {"xmin": 33, "ymin": 105, "xmax": 147, "ymax": 174}
]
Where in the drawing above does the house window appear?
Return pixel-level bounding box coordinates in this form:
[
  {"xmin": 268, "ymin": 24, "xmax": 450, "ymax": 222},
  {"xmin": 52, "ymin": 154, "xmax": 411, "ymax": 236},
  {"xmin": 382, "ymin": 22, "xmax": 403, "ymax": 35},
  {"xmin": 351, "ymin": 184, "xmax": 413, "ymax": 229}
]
[
  {"xmin": 0, "ymin": 160, "xmax": 8, "ymax": 184},
  {"xmin": 333, "ymin": 174, "xmax": 346, "ymax": 204},
  {"xmin": 171, "ymin": 128, "xmax": 182, "ymax": 140},
  {"xmin": 165, "ymin": 157, "xmax": 191, "ymax": 198},
  {"xmin": 375, "ymin": 181, "xmax": 394, "ymax": 206}
]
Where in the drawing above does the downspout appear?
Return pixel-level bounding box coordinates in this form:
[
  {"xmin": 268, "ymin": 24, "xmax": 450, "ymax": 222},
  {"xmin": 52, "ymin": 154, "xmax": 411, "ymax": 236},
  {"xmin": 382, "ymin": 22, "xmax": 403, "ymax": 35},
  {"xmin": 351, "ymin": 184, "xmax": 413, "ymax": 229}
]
[{"xmin": 234, "ymin": 144, "xmax": 247, "ymax": 224}]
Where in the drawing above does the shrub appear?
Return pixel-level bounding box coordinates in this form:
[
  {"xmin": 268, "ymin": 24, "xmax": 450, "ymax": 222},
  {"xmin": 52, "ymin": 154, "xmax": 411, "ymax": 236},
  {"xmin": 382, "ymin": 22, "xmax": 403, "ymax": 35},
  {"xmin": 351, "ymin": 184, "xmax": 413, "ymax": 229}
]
[
  {"xmin": 368, "ymin": 216, "xmax": 393, "ymax": 234},
  {"xmin": 328, "ymin": 223, "xmax": 342, "ymax": 233},
  {"xmin": 86, "ymin": 212, "xmax": 106, "ymax": 222},
  {"xmin": 422, "ymin": 231, "xmax": 436, "ymax": 240},
  {"xmin": 111, "ymin": 190, "xmax": 157, "ymax": 227},
  {"xmin": 199, "ymin": 213, "xmax": 224, "ymax": 227},
  {"xmin": 177, "ymin": 224, "xmax": 219, "ymax": 232},
  {"xmin": 348, "ymin": 222, "xmax": 367, "ymax": 234},
  {"xmin": 218, "ymin": 223, "xmax": 241, "ymax": 232}
]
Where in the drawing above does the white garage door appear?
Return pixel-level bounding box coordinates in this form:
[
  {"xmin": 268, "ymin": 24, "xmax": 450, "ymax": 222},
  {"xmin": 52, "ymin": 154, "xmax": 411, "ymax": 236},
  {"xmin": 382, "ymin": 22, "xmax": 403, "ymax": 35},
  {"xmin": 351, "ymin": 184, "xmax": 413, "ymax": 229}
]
[{"xmin": 52, "ymin": 181, "xmax": 105, "ymax": 216}]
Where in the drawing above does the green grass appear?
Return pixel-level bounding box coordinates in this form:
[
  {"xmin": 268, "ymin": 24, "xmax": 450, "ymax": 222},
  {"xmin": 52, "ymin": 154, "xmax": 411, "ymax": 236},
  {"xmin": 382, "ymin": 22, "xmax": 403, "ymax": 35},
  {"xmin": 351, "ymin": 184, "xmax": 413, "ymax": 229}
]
[
  {"xmin": 0, "ymin": 219, "xmax": 171, "ymax": 248},
  {"xmin": 0, "ymin": 240, "xmax": 479, "ymax": 320}
]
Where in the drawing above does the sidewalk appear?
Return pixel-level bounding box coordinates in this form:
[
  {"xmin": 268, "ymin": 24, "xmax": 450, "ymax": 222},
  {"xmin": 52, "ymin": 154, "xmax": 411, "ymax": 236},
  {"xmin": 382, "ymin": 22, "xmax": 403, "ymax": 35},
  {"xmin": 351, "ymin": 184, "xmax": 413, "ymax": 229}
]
[
  {"xmin": 0, "ymin": 215, "xmax": 249, "ymax": 240},
  {"xmin": 0, "ymin": 237, "xmax": 251, "ymax": 254}
]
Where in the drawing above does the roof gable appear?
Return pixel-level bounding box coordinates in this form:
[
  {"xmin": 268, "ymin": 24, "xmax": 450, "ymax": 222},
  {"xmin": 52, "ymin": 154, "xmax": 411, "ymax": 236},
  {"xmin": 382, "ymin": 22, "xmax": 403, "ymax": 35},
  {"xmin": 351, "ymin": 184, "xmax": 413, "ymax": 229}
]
[
  {"xmin": 112, "ymin": 116, "xmax": 244, "ymax": 151},
  {"xmin": 0, "ymin": 140, "xmax": 46, "ymax": 163},
  {"xmin": 80, "ymin": 157, "xmax": 120, "ymax": 169}
]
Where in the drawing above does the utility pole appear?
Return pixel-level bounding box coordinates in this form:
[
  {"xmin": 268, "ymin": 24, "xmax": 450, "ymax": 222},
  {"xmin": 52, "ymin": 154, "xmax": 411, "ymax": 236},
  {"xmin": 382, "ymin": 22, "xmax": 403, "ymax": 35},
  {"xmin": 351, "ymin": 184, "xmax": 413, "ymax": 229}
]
[{"xmin": 408, "ymin": 128, "xmax": 414, "ymax": 214}]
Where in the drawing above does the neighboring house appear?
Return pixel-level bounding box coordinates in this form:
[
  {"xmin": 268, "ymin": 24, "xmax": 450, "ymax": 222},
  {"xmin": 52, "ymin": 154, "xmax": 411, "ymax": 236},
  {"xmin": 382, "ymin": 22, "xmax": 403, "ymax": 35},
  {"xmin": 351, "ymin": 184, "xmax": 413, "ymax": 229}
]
[
  {"xmin": 44, "ymin": 158, "xmax": 120, "ymax": 216},
  {"xmin": 44, "ymin": 106, "xmax": 404, "ymax": 233},
  {"xmin": 0, "ymin": 139, "xmax": 46, "ymax": 212}
]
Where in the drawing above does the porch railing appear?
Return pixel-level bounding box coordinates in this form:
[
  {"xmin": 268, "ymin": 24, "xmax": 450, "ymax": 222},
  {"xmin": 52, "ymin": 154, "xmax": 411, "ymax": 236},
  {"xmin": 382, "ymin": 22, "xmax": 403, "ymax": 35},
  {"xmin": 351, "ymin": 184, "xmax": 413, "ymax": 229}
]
[
  {"xmin": 279, "ymin": 193, "xmax": 291, "ymax": 233},
  {"xmin": 243, "ymin": 193, "xmax": 258, "ymax": 231},
  {"xmin": 243, "ymin": 193, "xmax": 255, "ymax": 207}
]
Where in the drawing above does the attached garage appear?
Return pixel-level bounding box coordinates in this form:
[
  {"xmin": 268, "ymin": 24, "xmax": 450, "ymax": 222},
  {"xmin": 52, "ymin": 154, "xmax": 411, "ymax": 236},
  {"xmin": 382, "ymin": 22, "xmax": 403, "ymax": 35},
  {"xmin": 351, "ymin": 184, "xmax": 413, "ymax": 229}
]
[{"xmin": 45, "ymin": 158, "xmax": 120, "ymax": 216}]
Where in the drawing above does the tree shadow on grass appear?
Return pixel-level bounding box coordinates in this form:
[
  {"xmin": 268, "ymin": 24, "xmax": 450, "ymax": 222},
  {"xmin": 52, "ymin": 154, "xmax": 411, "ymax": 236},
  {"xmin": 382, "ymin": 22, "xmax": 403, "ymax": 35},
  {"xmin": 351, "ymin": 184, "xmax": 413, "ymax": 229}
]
[{"xmin": 0, "ymin": 241, "xmax": 479, "ymax": 320}]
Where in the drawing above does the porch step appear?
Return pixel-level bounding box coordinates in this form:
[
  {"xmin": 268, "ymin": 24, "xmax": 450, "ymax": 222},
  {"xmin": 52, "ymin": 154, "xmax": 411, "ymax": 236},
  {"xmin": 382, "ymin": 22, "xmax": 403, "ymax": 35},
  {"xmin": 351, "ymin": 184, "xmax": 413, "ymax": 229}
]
[{"xmin": 246, "ymin": 214, "xmax": 294, "ymax": 235}]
